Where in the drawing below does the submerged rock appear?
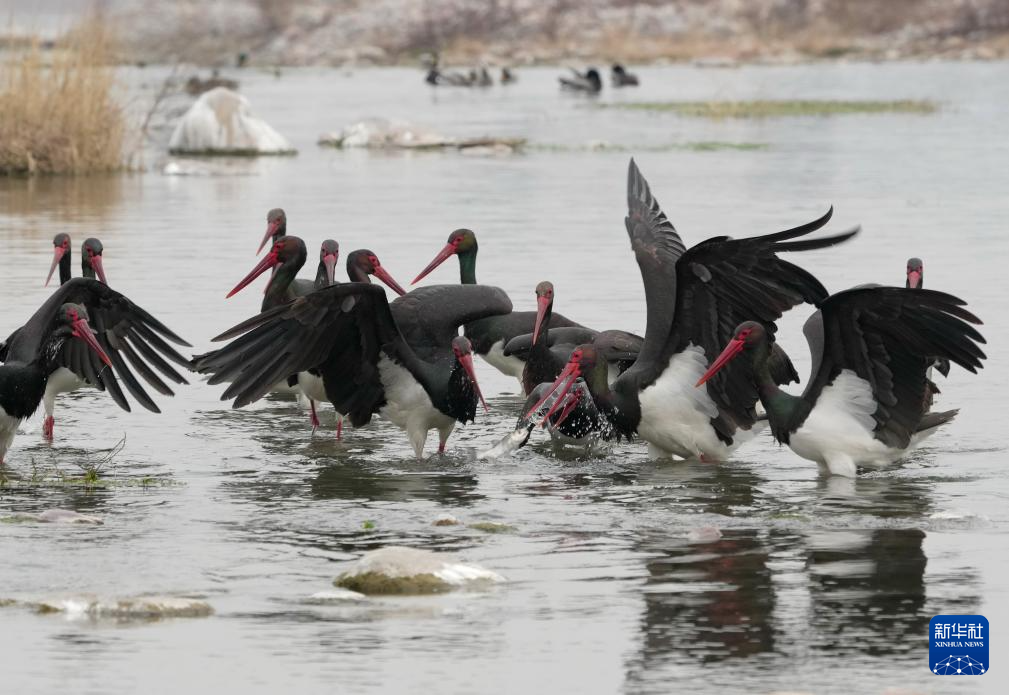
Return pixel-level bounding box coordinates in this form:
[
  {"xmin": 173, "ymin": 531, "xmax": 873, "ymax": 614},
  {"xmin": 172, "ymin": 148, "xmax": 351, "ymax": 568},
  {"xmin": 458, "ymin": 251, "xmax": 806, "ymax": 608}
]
[
  {"xmin": 22, "ymin": 595, "xmax": 212, "ymax": 620},
  {"xmin": 303, "ymin": 589, "xmax": 368, "ymax": 604},
  {"xmin": 334, "ymin": 546, "xmax": 504, "ymax": 595},
  {"xmin": 169, "ymin": 87, "xmax": 295, "ymax": 156},
  {"xmin": 433, "ymin": 513, "xmax": 460, "ymax": 526},
  {"xmin": 0, "ymin": 509, "xmax": 102, "ymax": 525},
  {"xmin": 468, "ymin": 522, "xmax": 517, "ymax": 534},
  {"xmin": 37, "ymin": 509, "xmax": 103, "ymax": 524}
]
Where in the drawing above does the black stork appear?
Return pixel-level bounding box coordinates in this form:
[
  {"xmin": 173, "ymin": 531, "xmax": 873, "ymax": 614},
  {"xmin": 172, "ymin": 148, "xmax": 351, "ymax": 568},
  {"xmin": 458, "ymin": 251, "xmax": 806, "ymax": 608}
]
[
  {"xmin": 559, "ymin": 67, "xmax": 602, "ymax": 93},
  {"xmin": 36, "ymin": 234, "xmax": 110, "ymax": 439},
  {"xmin": 519, "ymin": 281, "xmax": 568, "ymax": 396},
  {"xmin": 528, "ymin": 159, "xmax": 856, "ymax": 460},
  {"xmin": 504, "ymin": 327, "xmax": 644, "ymax": 381},
  {"xmin": 315, "ymin": 240, "xmax": 340, "ymax": 289},
  {"xmin": 411, "ymin": 228, "xmax": 585, "ymax": 379},
  {"xmin": 0, "ymin": 278, "xmax": 191, "ymax": 464},
  {"xmin": 257, "ymin": 207, "xmax": 287, "ymax": 254},
  {"xmin": 905, "ymin": 256, "xmax": 951, "ymax": 387},
  {"xmin": 195, "ymin": 283, "xmax": 510, "ymax": 458},
  {"xmin": 230, "ymin": 237, "xmax": 405, "ymax": 311},
  {"xmin": 696, "ymin": 287, "xmax": 986, "ymax": 476},
  {"xmin": 46, "ymin": 234, "xmax": 108, "ymax": 287},
  {"xmin": 225, "ymin": 236, "xmax": 406, "ymax": 435}
]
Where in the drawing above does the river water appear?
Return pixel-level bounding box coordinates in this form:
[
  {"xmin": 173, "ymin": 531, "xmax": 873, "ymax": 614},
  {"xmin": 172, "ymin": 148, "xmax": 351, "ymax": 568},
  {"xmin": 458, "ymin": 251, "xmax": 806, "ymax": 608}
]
[{"xmin": 0, "ymin": 62, "xmax": 1006, "ymax": 694}]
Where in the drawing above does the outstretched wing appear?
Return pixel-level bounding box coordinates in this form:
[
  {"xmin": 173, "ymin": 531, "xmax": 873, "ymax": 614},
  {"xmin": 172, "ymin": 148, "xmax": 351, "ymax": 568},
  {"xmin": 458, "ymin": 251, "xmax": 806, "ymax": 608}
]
[
  {"xmin": 194, "ymin": 283, "xmax": 401, "ymax": 426},
  {"xmin": 623, "ymin": 158, "xmax": 687, "ymax": 374},
  {"xmin": 4, "ymin": 278, "xmax": 191, "ymax": 413},
  {"xmin": 667, "ymin": 208, "xmax": 855, "ymax": 440},
  {"xmin": 804, "ymin": 287, "xmax": 986, "ymax": 449},
  {"xmin": 391, "ymin": 284, "xmax": 512, "ymax": 361}
]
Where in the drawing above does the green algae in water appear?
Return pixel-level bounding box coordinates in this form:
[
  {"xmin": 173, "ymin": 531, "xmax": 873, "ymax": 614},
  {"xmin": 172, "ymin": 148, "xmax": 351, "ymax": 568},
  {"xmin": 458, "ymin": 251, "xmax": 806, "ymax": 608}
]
[
  {"xmin": 601, "ymin": 99, "xmax": 938, "ymax": 119},
  {"xmin": 528, "ymin": 141, "xmax": 768, "ymax": 153},
  {"xmin": 334, "ymin": 571, "xmax": 453, "ymax": 595},
  {"xmin": 468, "ymin": 522, "xmax": 517, "ymax": 534}
]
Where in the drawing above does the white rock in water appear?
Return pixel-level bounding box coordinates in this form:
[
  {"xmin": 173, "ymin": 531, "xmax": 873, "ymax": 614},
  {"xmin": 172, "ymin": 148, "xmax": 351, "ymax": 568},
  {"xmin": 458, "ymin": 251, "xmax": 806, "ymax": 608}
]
[
  {"xmin": 169, "ymin": 87, "xmax": 294, "ymax": 155},
  {"xmin": 319, "ymin": 118, "xmax": 453, "ymax": 149},
  {"xmin": 344, "ymin": 546, "xmax": 504, "ymax": 586},
  {"xmin": 304, "ymin": 589, "xmax": 368, "ymax": 603},
  {"xmin": 433, "ymin": 513, "xmax": 460, "ymax": 526},
  {"xmin": 32, "ymin": 595, "xmax": 212, "ymax": 619},
  {"xmin": 36, "ymin": 509, "xmax": 103, "ymax": 525}
]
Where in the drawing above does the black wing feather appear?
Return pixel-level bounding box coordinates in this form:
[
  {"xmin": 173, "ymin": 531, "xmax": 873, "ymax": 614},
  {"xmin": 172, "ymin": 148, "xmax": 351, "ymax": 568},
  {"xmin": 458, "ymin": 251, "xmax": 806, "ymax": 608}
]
[
  {"xmin": 2, "ymin": 278, "xmax": 191, "ymax": 413},
  {"xmin": 804, "ymin": 287, "xmax": 986, "ymax": 448}
]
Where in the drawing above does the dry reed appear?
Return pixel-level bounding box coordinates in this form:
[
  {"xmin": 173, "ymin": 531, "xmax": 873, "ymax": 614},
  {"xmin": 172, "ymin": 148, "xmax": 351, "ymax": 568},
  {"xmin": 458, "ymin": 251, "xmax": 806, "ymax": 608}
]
[{"xmin": 0, "ymin": 17, "xmax": 126, "ymax": 175}]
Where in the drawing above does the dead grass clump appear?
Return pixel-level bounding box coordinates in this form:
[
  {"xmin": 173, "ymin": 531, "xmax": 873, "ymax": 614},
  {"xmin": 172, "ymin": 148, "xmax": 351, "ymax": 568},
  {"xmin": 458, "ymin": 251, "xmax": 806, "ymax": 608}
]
[{"xmin": 0, "ymin": 17, "xmax": 126, "ymax": 175}]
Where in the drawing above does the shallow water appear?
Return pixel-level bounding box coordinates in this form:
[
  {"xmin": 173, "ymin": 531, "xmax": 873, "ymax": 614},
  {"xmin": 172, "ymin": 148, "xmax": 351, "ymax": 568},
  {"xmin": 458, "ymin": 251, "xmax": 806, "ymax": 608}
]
[{"xmin": 0, "ymin": 63, "xmax": 1007, "ymax": 694}]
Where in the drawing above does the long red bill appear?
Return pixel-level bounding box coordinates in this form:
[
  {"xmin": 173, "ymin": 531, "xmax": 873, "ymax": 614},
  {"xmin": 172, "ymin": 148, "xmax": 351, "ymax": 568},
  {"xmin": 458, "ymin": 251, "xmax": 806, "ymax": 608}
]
[
  {"xmin": 552, "ymin": 390, "xmax": 583, "ymax": 429},
  {"xmin": 257, "ymin": 220, "xmax": 280, "ymax": 254},
  {"xmin": 532, "ymin": 295, "xmax": 550, "ymax": 344},
  {"xmin": 323, "ymin": 254, "xmax": 338, "ymax": 286},
  {"xmin": 72, "ymin": 318, "xmax": 113, "ymax": 367},
  {"xmin": 90, "ymin": 254, "xmax": 109, "ymax": 285},
  {"xmin": 411, "ymin": 243, "xmax": 455, "ymax": 285},
  {"xmin": 525, "ymin": 362, "xmax": 578, "ymax": 419},
  {"xmin": 539, "ymin": 379, "xmax": 579, "ymax": 426},
  {"xmin": 907, "ymin": 270, "xmax": 922, "ymax": 289},
  {"xmin": 45, "ymin": 247, "xmax": 67, "ymax": 286},
  {"xmin": 458, "ymin": 352, "xmax": 488, "ymax": 412},
  {"xmin": 695, "ymin": 338, "xmax": 745, "ymax": 387},
  {"xmin": 373, "ymin": 265, "xmax": 407, "ymax": 296},
  {"xmin": 228, "ymin": 251, "xmax": 279, "ymax": 298}
]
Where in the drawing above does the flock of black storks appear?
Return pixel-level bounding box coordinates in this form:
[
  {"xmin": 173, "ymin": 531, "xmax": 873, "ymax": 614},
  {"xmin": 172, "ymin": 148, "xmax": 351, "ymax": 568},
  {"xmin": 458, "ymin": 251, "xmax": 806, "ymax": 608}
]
[{"xmin": 0, "ymin": 160, "xmax": 986, "ymax": 476}]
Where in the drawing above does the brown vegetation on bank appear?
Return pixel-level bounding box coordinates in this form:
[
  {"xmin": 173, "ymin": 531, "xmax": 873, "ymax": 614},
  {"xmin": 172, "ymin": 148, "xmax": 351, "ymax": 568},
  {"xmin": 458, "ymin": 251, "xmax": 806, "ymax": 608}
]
[
  {"xmin": 0, "ymin": 17, "xmax": 126, "ymax": 175},
  {"xmin": 116, "ymin": 0, "xmax": 1009, "ymax": 67}
]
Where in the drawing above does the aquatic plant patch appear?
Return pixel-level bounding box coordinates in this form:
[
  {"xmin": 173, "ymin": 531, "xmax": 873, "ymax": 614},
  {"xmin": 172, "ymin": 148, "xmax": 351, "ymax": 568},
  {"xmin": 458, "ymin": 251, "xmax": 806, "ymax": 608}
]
[{"xmin": 600, "ymin": 99, "xmax": 938, "ymax": 119}]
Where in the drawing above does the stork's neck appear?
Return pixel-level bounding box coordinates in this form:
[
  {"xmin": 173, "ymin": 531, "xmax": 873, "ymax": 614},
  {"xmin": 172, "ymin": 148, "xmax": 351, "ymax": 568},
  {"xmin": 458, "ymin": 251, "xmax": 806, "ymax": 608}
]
[
  {"xmin": 266, "ymin": 262, "xmax": 300, "ymax": 304},
  {"xmin": 59, "ymin": 253, "xmax": 72, "ymax": 285},
  {"xmin": 314, "ymin": 260, "xmax": 329, "ymax": 287},
  {"xmin": 347, "ymin": 265, "xmax": 372, "ymax": 283},
  {"xmin": 458, "ymin": 250, "xmax": 477, "ymax": 285},
  {"xmin": 753, "ymin": 349, "xmax": 806, "ymax": 444}
]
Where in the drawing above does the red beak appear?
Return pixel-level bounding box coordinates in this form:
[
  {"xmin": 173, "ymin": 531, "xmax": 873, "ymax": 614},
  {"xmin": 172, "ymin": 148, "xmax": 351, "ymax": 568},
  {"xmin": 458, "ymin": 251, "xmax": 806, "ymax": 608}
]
[
  {"xmin": 907, "ymin": 270, "xmax": 922, "ymax": 289},
  {"xmin": 551, "ymin": 390, "xmax": 583, "ymax": 428},
  {"xmin": 71, "ymin": 317, "xmax": 112, "ymax": 367},
  {"xmin": 457, "ymin": 352, "xmax": 488, "ymax": 412},
  {"xmin": 89, "ymin": 254, "xmax": 108, "ymax": 285},
  {"xmin": 228, "ymin": 251, "xmax": 279, "ymax": 298},
  {"xmin": 322, "ymin": 253, "xmax": 338, "ymax": 286},
  {"xmin": 525, "ymin": 361, "xmax": 579, "ymax": 419},
  {"xmin": 412, "ymin": 243, "xmax": 455, "ymax": 285},
  {"xmin": 695, "ymin": 338, "xmax": 745, "ymax": 388},
  {"xmin": 373, "ymin": 264, "xmax": 407, "ymax": 296},
  {"xmin": 45, "ymin": 246, "xmax": 67, "ymax": 286},
  {"xmin": 532, "ymin": 295, "xmax": 551, "ymax": 344},
  {"xmin": 257, "ymin": 219, "xmax": 280, "ymax": 254}
]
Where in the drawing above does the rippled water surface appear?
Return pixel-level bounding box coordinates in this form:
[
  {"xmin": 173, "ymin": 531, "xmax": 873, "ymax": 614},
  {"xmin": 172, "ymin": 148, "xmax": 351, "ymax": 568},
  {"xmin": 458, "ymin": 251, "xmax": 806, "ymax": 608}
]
[{"xmin": 1, "ymin": 63, "xmax": 1007, "ymax": 694}]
